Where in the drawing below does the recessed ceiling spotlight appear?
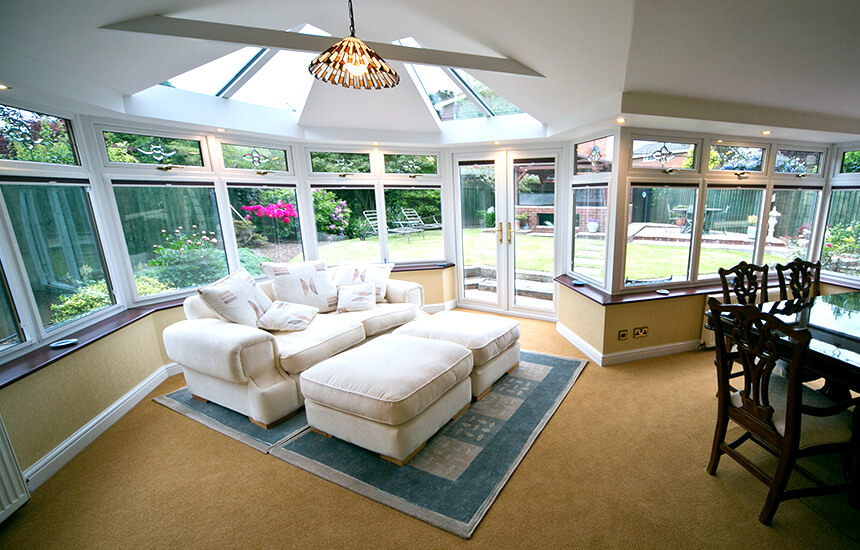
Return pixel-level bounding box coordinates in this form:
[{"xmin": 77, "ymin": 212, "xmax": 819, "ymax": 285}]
[
  {"xmin": 215, "ymin": 128, "xmax": 226, "ymax": 132},
  {"xmin": 615, "ymin": 117, "xmax": 626, "ymax": 124},
  {"xmin": 371, "ymin": 142, "xmax": 379, "ymax": 146},
  {"xmin": 716, "ymin": 139, "xmax": 724, "ymax": 143},
  {"xmin": 0, "ymin": 83, "xmax": 10, "ymax": 91},
  {"xmin": 493, "ymin": 141, "xmax": 501, "ymax": 145},
  {"xmin": 761, "ymin": 130, "xmax": 771, "ymax": 135}
]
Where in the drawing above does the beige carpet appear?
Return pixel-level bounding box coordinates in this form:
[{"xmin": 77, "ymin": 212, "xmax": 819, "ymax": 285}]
[{"xmin": 1, "ymin": 311, "xmax": 857, "ymax": 549}]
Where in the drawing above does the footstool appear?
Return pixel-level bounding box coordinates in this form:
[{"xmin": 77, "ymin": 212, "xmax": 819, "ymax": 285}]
[
  {"xmin": 394, "ymin": 310, "xmax": 520, "ymax": 400},
  {"xmin": 299, "ymin": 334, "xmax": 473, "ymax": 465}
]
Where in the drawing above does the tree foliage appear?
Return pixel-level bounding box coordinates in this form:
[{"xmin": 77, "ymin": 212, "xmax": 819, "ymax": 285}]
[
  {"xmin": 0, "ymin": 105, "xmax": 77, "ymax": 164},
  {"xmin": 103, "ymin": 131, "xmax": 203, "ymax": 166}
]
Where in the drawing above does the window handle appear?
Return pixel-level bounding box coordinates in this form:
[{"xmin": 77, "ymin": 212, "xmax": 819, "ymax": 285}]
[{"xmin": 507, "ymin": 222, "xmax": 512, "ymax": 244}]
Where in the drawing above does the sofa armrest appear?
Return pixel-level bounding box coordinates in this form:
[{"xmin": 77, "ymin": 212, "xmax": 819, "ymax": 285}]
[
  {"xmin": 386, "ymin": 279, "xmax": 424, "ymax": 309},
  {"xmin": 163, "ymin": 318, "xmax": 279, "ymax": 384}
]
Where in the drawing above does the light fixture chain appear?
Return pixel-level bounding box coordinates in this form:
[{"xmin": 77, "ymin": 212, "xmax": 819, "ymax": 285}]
[{"xmin": 348, "ymin": 0, "xmax": 356, "ymax": 37}]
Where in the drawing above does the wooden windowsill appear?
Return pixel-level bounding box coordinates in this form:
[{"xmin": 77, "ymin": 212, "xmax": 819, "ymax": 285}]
[{"xmin": 0, "ymin": 299, "xmax": 184, "ymax": 390}]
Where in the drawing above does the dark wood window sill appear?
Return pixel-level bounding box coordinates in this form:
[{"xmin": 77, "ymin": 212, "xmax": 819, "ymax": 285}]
[{"xmin": 0, "ymin": 299, "xmax": 184, "ymax": 390}]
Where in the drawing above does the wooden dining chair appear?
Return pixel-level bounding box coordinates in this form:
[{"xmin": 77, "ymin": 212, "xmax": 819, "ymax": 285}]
[
  {"xmin": 707, "ymin": 298, "xmax": 858, "ymax": 524},
  {"xmin": 718, "ymin": 261, "xmax": 769, "ymax": 305},
  {"xmin": 775, "ymin": 258, "xmax": 821, "ymax": 301}
]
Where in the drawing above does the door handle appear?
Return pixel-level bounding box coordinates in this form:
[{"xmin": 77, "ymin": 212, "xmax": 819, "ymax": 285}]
[
  {"xmin": 497, "ymin": 221, "xmax": 503, "ymax": 244},
  {"xmin": 507, "ymin": 222, "xmax": 512, "ymax": 244}
]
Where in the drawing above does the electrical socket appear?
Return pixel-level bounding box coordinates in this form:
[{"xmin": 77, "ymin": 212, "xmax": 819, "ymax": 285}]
[
  {"xmin": 633, "ymin": 326, "xmax": 648, "ymax": 338},
  {"xmin": 618, "ymin": 329, "xmax": 629, "ymax": 341}
]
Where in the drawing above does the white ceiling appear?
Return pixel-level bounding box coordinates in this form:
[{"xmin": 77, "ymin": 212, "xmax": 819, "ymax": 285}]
[{"xmin": 1, "ymin": 0, "xmax": 859, "ymax": 144}]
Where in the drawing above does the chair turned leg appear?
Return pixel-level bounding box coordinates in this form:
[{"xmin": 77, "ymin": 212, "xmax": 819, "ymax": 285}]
[{"xmin": 707, "ymin": 408, "xmax": 729, "ymax": 475}]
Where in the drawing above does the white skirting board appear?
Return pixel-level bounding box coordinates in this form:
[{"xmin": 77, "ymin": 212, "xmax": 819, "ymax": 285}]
[
  {"xmin": 423, "ymin": 299, "xmax": 457, "ymax": 314},
  {"xmin": 22, "ymin": 363, "xmax": 182, "ymax": 492},
  {"xmin": 556, "ymin": 322, "xmax": 700, "ymax": 366}
]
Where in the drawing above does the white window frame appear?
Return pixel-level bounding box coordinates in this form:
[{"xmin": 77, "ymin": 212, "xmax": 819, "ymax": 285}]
[
  {"xmin": 626, "ymin": 134, "xmax": 704, "ymax": 175},
  {"xmin": 304, "ymin": 146, "xmax": 377, "ymax": 180},
  {"xmin": 95, "ymin": 123, "xmax": 214, "ymax": 175},
  {"xmin": 704, "ymin": 138, "xmax": 770, "ymax": 179}
]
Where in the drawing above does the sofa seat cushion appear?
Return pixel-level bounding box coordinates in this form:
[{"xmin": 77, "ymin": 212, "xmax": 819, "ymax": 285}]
[
  {"xmin": 337, "ymin": 302, "xmax": 418, "ymax": 336},
  {"xmin": 300, "ymin": 334, "xmax": 473, "ymax": 425},
  {"xmin": 394, "ymin": 310, "xmax": 520, "ymax": 366},
  {"xmin": 273, "ymin": 314, "xmax": 365, "ymax": 375}
]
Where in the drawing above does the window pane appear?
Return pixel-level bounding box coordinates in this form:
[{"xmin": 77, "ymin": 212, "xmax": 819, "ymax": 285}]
[
  {"xmin": 103, "ymin": 131, "xmax": 204, "ymax": 166},
  {"xmin": 2, "ymin": 184, "xmax": 113, "ymax": 328},
  {"xmin": 165, "ymin": 47, "xmax": 263, "ymax": 96},
  {"xmin": 575, "ymin": 136, "xmax": 614, "ymax": 174},
  {"xmin": 452, "ymin": 70, "xmax": 524, "ymax": 116},
  {"xmin": 697, "ymin": 188, "xmax": 764, "ymax": 278},
  {"xmin": 775, "ymin": 149, "xmax": 822, "ymax": 174},
  {"xmin": 459, "ymin": 162, "xmax": 497, "ymax": 302},
  {"xmin": 631, "ymin": 140, "xmax": 697, "ymax": 170},
  {"xmin": 822, "ymin": 190, "xmax": 860, "ymax": 276},
  {"xmin": 384, "ymin": 188, "xmax": 444, "ymax": 262},
  {"xmin": 840, "ymin": 150, "xmax": 860, "ymax": 174},
  {"xmin": 228, "ymin": 187, "xmax": 304, "ymax": 274},
  {"xmin": 0, "ymin": 104, "xmax": 78, "ymax": 165},
  {"xmin": 221, "ymin": 144, "xmax": 288, "ymax": 171},
  {"xmin": 383, "ymin": 154, "xmax": 438, "ymax": 175},
  {"xmin": 0, "ymin": 265, "xmax": 23, "ymax": 351},
  {"xmin": 766, "ymin": 189, "xmax": 819, "ymax": 263},
  {"xmin": 314, "ymin": 188, "xmax": 379, "ymax": 265},
  {"xmin": 572, "ymin": 187, "xmax": 607, "ymax": 281},
  {"xmin": 624, "ymin": 186, "xmax": 697, "ymax": 285},
  {"xmin": 708, "ymin": 145, "xmax": 764, "ymax": 172},
  {"xmin": 309, "ymin": 152, "xmax": 371, "ymax": 174},
  {"xmin": 113, "ymin": 185, "xmax": 228, "ymax": 295}
]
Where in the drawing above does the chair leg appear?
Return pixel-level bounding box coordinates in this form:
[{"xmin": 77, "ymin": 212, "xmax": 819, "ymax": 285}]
[
  {"xmin": 759, "ymin": 453, "xmax": 795, "ymax": 525},
  {"xmin": 707, "ymin": 408, "xmax": 729, "ymax": 475}
]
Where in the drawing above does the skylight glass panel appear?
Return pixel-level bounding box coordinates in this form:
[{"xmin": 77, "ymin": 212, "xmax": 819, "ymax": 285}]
[
  {"xmin": 166, "ymin": 47, "xmax": 262, "ymax": 96},
  {"xmin": 229, "ymin": 50, "xmax": 316, "ymax": 113},
  {"xmin": 452, "ymin": 70, "xmax": 524, "ymax": 116},
  {"xmin": 408, "ymin": 64, "xmax": 484, "ymax": 121}
]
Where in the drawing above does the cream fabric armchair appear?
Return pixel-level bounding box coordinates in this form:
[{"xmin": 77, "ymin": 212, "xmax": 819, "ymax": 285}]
[{"xmin": 163, "ymin": 278, "xmax": 425, "ymax": 428}]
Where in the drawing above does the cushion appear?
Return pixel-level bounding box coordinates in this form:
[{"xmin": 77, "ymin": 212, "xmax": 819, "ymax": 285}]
[
  {"xmin": 262, "ymin": 260, "xmax": 338, "ymax": 313},
  {"xmin": 300, "ymin": 335, "xmax": 473, "ymax": 425},
  {"xmin": 331, "ymin": 263, "xmax": 394, "ymax": 302},
  {"xmin": 196, "ymin": 268, "xmax": 272, "ymax": 327},
  {"xmin": 256, "ymin": 301, "xmax": 318, "ymax": 331},
  {"xmin": 337, "ymin": 282, "xmax": 376, "ymax": 312},
  {"xmin": 273, "ymin": 315, "xmax": 366, "ymax": 374},
  {"xmin": 394, "ymin": 310, "xmax": 520, "ymax": 366},
  {"xmin": 337, "ymin": 302, "xmax": 418, "ymax": 337}
]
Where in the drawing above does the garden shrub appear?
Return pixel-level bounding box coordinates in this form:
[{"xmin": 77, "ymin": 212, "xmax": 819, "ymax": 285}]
[{"xmin": 148, "ymin": 225, "xmax": 227, "ymax": 289}]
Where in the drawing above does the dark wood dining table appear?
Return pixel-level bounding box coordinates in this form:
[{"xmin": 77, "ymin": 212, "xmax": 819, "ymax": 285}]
[{"xmin": 708, "ymin": 291, "xmax": 860, "ymax": 396}]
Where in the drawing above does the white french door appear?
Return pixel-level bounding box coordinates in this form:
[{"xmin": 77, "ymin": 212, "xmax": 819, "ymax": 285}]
[{"xmin": 454, "ymin": 149, "xmax": 559, "ymax": 316}]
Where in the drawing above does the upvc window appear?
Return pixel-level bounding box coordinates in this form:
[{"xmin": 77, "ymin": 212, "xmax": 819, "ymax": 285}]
[
  {"xmin": 822, "ymin": 189, "xmax": 860, "ymax": 277},
  {"xmin": 383, "ymin": 154, "xmax": 438, "ymax": 176},
  {"xmin": 312, "ymin": 186, "xmax": 380, "ymax": 265},
  {"xmin": 221, "ymin": 143, "xmax": 289, "ymax": 173},
  {"xmin": 308, "ymin": 151, "xmax": 372, "ymax": 175},
  {"xmin": 774, "ymin": 148, "xmax": 823, "ymax": 175},
  {"xmin": 0, "ymin": 263, "xmax": 24, "ymax": 352},
  {"xmin": 707, "ymin": 143, "xmax": 766, "ymax": 173},
  {"xmin": 696, "ymin": 187, "xmax": 765, "ymax": 279},
  {"xmin": 0, "ymin": 103, "xmax": 79, "ymax": 165},
  {"xmin": 574, "ymin": 136, "xmax": 614, "ymax": 175},
  {"xmin": 571, "ymin": 185, "xmax": 608, "ymax": 282},
  {"xmin": 1, "ymin": 181, "xmax": 114, "ymax": 329},
  {"xmin": 111, "ymin": 182, "xmax": 229, "ymax": 297},
  {"xmin": 383, "ymin": 186, "xmax": 444, "ymax": 263},
  {"xmin": 227, "ymin": 184, "xmax": 304, "ymax": 274},
  {"xmin": 624, "ymin": 184, "xmax": 698, "ymax": 286},
  {"xmin": 631, "ymin": 140, "xmax": 698, "ymax": 171},
  {"xmin": 766, "ymin": 187, "xmax": 820, "ymax": 264},
  {"xmin": 839, "ymin": 150, "xmax": 860, "ymax": 174},
  {"xmin": 103, "ymin": 131, "xmax": 205, "ymax": 167}
]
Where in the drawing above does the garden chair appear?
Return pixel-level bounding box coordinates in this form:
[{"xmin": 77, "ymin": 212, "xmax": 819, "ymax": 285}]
[
  {"xmin": 707, "ymin": 298, "xmax": 857, "ymax": 524},
  {"xmin": 363, "ymin": 210, "xmax": 423, "ymax": 242},
  {"xmin": 401, "ymin": 207, "xmax": 442, "ymax": 230}
]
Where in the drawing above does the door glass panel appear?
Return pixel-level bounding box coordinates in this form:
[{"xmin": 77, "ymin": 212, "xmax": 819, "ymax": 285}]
[
  {"xmin": 459, "ymin": 161, "xmax": 497, "ymax": 303},
  {"xmin": 697, "ymin": 188, "xmax": 765, "ymax": 278},
  {"xmin": 625, "ymin": 186, "xmax": 697, "ymax": 286},
  {"xmin": 513, "ymin": 157, "xmax": 554, "ymax": 309}
]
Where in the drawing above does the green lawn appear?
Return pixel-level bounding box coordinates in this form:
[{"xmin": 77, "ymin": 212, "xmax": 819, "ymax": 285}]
[{"xmin": 313, "ymin": 228, "xmax": 787, "ymax": 280}]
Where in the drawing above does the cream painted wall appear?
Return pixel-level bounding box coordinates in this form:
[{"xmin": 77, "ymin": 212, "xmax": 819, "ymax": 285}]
[
  {"xmin": 390, "ymin": 267, "xmax": 455, "ymax": 306},
  {"xmin": 0, "ymin": 307, "xmax": 185, "ymax": 470},
  {"xmin": 602, "ymin": 295, "xmax": 705, "ymax": 354},
  {"xmin": 558, "ymin": 285, "xmax": 605, "ymax": 351}
]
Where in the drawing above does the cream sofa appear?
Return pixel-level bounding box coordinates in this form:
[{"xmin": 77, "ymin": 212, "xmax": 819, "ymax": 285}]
[{"xmin": 162, "ymin": 278, "xmax": 425, "ymax": 428}]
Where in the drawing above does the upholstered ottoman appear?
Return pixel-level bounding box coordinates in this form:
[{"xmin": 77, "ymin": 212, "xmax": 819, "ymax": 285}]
[
  {"xmin": 394, "ymin": 310, "xmax": 520, "ymax": 400},
  {"xmin": 299, "ymin": 334, "xmax": 473, "ymax": 465}
]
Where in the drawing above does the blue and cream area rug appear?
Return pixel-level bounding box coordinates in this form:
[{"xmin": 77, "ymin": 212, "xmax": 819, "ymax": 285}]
[{"xmin": 156, "ymin": 351, "xmax": 587, "ymax": 538}]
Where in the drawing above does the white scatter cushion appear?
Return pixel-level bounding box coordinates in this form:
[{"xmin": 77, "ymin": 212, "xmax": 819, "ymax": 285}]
[
  {"xmin": 262, "ymin": 260, "xmax": 339, "ymax": 313},
  {"xmin": 196, "ymin": 268, "xmax": 272, "ymax": 327},
  {"xmin": 256, "ymin": 301, "xmax": 318, "ymax": 332},
  {"xmin": 331, "ymin": 263, "xmax": 394, "ymax": 302},
  {"xmin": 336, "ymin": 282, "xmax": 376, "ymax": 312}
]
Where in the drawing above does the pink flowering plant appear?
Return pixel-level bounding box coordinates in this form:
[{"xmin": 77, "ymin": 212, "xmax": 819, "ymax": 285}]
[
  {"xmin": 147, "ymin": 224, "xmax": 227, "ymax": 288},
  {"xmin": 238, "ymin": 199, "xmax": 300, "ymax": 243},
  {"xmin": 822, "ymin": 223, "xmax": 860, "ymax": 275}
]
